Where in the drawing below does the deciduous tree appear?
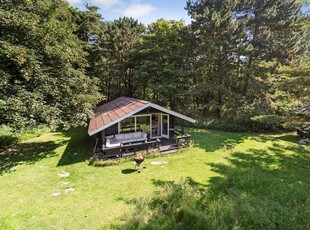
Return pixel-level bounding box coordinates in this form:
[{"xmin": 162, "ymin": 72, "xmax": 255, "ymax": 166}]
[{"xmin": 0, "ymin": 0, "xmax": 100, "ymax": 129}]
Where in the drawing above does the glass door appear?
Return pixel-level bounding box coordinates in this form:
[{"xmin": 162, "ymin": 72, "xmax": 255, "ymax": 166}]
[
  {"xmin": 161, "ymin": 114, "xmax": 169, "ymax": 139},
  {"xmin": 151, "ymin": 114, "xmax": 160, "ymax": 138}
]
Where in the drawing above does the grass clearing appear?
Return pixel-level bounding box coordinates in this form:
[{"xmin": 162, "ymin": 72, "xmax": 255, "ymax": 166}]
[
  {"xmin": 0, "ymin": 127, "xmax": 309, "ymax": 229},
  {"xmin": 0, "ymin": 124, "xmax": 51, "ymax": 148}
]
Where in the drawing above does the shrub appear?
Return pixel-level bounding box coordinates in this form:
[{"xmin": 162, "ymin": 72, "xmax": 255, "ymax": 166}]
[
  {"xmin": 195, "ymin": 114, "xmax": 294, "ymax": 133},
  {"xmin": 0, "ymin": 125, "xmax": 17, "ymax": 148},
  {"xmin": 194, "ymin": 117, "xmax": 248, "ymax": 132},
  {"xmin": 17, "ymin": 125, "xmax": 51, "ymax": 142},
  {"xmin": 0, "ymin": 124, "xmax": 50, "ymax": 148},
  {"xmin": 250, "ymin": 114, "xmax": 286, "ymax": 132}
]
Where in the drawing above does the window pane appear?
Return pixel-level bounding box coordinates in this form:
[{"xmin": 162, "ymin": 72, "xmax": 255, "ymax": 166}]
[
  {"xmin": 136, "ymin": 116, "xmax": 150, "ymax": 134},
  {"xmin": 120, "ymin": 117, "xmax": 135, "ymax": 133},
  {"xmin": 151, "ymin": 114, "xmax": 160, "ymax": 136},
  {"xmin": 162, "ymin": 115, "xmax": 168, "ymax": 135}
]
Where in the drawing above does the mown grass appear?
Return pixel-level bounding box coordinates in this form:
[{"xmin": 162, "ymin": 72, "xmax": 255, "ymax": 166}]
[
  {"xmin": 0, "ymin": 124, "xmax": 51, "ymax": 148},
  {"xmin": 0, "ymin": 127, "xmax": 309, "ymax": 229}
]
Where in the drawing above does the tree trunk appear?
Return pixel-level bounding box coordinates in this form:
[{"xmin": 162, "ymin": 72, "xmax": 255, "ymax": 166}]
[
  {"xmin": 217, "ymin": 51, "xmax": 225, "ymax": 118},
  {"xmin": 243, "ymin": 24, "xmax": 259, "ymax": 96},
  {"xmin": 216, "ymin": 94, "xmax": 224, "ymax": 118},
  {"xmin": 236, "ymin": 55, "xmax": 241, "ymax": 79},
  {"xmin": 243, "ymin": 56, "xmax": 253, "ymax": 96}
]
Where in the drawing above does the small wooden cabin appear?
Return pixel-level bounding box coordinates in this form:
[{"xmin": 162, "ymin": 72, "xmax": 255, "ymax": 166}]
[{"xmin": 88, "ymin": 97, "xmax": 196, "ymax": 157}]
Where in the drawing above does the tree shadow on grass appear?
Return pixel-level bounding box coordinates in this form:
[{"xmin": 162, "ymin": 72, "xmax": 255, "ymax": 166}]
[
  {"xmin": 111, "ymin": 140, "xmax": 310, "ymax": 229},
  {"xmin": 121, "ymin": 169, "xmax": 137, "ymax": 174},
  {"xmin": 247, "ymin": 132, "xmax": 299, "ymax": 144},
  {"xmin": 0, "ymin": 140, "xmax": 62, "ymax": 175},
  {"xmin": 151, "ymin": 179, "xmax": 175, "ymax": 187},
  {"xmin": 0, "ymin": 134, "xmax": 18, "ymax": 149},
  {"xmin": 151, "ymin": 177, "xmax": 207, "ymax": 189},
  {"xmin": 57, "ymin": 127, "xmax": 91, "ymax": 166},
  {"xmin": 112, "ymin": 177, "xmax": 210, "ymax": 230},
  {"xmin": 189, "ymin": 129, "xmax": 250, "ymax": 152},
  {"xmin": 190, "ymin": 129, "xmax": 301, "ymax": 152},
  {"xmin": 206, "ymin": 144, "xmax": 310, "ymax": 229}
]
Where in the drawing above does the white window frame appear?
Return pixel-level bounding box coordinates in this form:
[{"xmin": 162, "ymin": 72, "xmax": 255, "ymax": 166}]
[
  {"xmin": 150, "ymin": 113, "xmax": 162, "ymax": 138},
  {"xmin": 117, "ymin": 113, "xmax": 169, "ymax": 139},
  {"xmin": 161, "ymin": 114, "xmax": 169, "ymax": 139},
  {"xmin": 118, "ymin": 117, "xmax": 136, "ymax": 133},
  {"xmin": 118, "ymin": 114, "xmax": 151, "ymax": 134}
]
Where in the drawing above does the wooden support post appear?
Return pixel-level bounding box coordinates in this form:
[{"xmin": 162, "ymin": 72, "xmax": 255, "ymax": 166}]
[
  {"xmin": 157, "ymin": 138, "xmax": 160, "ymax": 151},
  {"xmin": 93, "ymin": 138, "xmax": 99, "ymax": 153}
]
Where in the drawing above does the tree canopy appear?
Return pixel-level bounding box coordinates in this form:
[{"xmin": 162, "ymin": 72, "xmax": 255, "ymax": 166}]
[
  {"xmin": 0, "ymin": 0, "xmax": 100, "ymax": 129},
  {"xmin": 0, "ymin": 0, "xmax": 308, "ymax": 132}
]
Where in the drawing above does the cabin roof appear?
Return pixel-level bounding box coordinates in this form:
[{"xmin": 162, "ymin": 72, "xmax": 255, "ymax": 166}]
[{"xmin": 88, "ymin": 96, "xmax": 196, "ymax": 136}]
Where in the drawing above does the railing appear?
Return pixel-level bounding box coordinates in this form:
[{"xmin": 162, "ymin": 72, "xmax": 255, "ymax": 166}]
[
  {"xmin": 101, "ymin": 139, "xmax": 161, "ymax": 158},
  {"xmin": 173, "ymin": 128, "xmax": 191, "ymax": 147},
  {"xmin": 176, "ymin": 134, "xmax": 191, "ymax": 148},
  {"xmin": 95, "ymin": 129, "xmax": 191, "ymax": 159},
  {"xmin": 174, "ymin": 128, "xmax": 184, "ymax": 136}
]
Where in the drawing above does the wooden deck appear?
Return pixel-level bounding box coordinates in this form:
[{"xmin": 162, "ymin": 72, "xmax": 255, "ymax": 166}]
[
  {"xmin": 94, "ymin": 134, "xmax": 190, "ymax": 160},
  {"xmin": 159, "ymin": 138, "xmax": 178, "ymax": 154}
]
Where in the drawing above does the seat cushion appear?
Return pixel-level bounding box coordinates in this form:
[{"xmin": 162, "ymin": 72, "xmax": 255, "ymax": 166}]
[
  {"xmin": 124, "ymin": 133, "xmax": 134, "ymax": 139},
  {"xmin": 123, "ymin": 138, "xmax": 136, "ymax": 143},
  {"xmin": 115, "ymin": 133, "xmax": 124, "ymax": 140},
  {"xmin": 133, "ymin": 131, "xmax": 142, "ymax": 138},
  {"xmin": 111, "ymin": 132, "xmax": 147, "ymax": 144},
  {"xmin": 106, "ymin": 142, "xmax": 120, "ymax": 148}
]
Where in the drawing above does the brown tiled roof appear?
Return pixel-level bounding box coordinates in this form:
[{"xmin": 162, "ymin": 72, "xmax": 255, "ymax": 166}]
[{"xmin": 88, "ymin": 97, "xmax": 149, "ymax": 135}]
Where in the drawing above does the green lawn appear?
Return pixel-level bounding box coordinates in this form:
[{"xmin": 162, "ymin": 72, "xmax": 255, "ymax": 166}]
[{"xmin": 0, "ymin": 127, "xmax": 309, "ymax": 229}]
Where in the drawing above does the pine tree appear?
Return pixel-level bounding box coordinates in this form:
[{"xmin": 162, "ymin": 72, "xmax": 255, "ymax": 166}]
[
  {"xmin": 186, "ymin": 0, "xmax": 242, "ymax": 117},
  {"xmin": 129, "ymin": 19, "xmax": 193, "ymax": 110},
  {"xmin": 97, "ymin": 17, "xmax": 145, "ymax": 101},
  {"xmin": 236, "ymin": 0, "xmax": 303, "ymax": 96}
]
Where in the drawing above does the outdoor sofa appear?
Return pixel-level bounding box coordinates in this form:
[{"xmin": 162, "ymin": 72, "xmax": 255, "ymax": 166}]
[{"xmin": 105, "ymin": 131, "xmax": 147, "ymax": 148}]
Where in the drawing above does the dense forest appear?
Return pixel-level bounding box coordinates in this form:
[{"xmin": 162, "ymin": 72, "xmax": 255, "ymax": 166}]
[{"xmin": 0, "ymin": 0, "xmax": 309, "ymax": 132}]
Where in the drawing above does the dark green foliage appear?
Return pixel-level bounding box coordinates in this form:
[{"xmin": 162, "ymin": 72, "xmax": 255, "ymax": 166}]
[
  {"xmin": 130, "ymin": 19, "xmax": 194, "ymax": 111},
  {"xmin": 187, "ymin": 0, "xmax": 242, "ymax": 117},
  {"xmin": 0, "ymin": 124, "xmax": 50, "ymax": 149},
  {"xmin": 250, "ymin": 114, "xmax": 286, "ymax": 131},
  {"xmin": 0, "ymin": 0, "xmax": 100, "ymax": 130},
  {"xmin": 71, "ymin": 4, "xmax": 102, "ymax": 43},
  {"xmin": 186, "ymin": 0, "xmax": 306, "ymax": 130},
  {"xmin": 96, "ymin": 17, "xmax": 146, "ymax": 101},
  {"xmin": 0, "ymin": 0, "xmax": 308, "ymax": 133},
  {"xmin": 236, "ymin": 0, "xmax": 303, "ymax": 97},
  {"xmin": 0, "ymin": 125, "xmax": 18, "ymax": 147},
  {"xmin": 194, "ymin": 117, "xmax": 249, "ymax": 132}
]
